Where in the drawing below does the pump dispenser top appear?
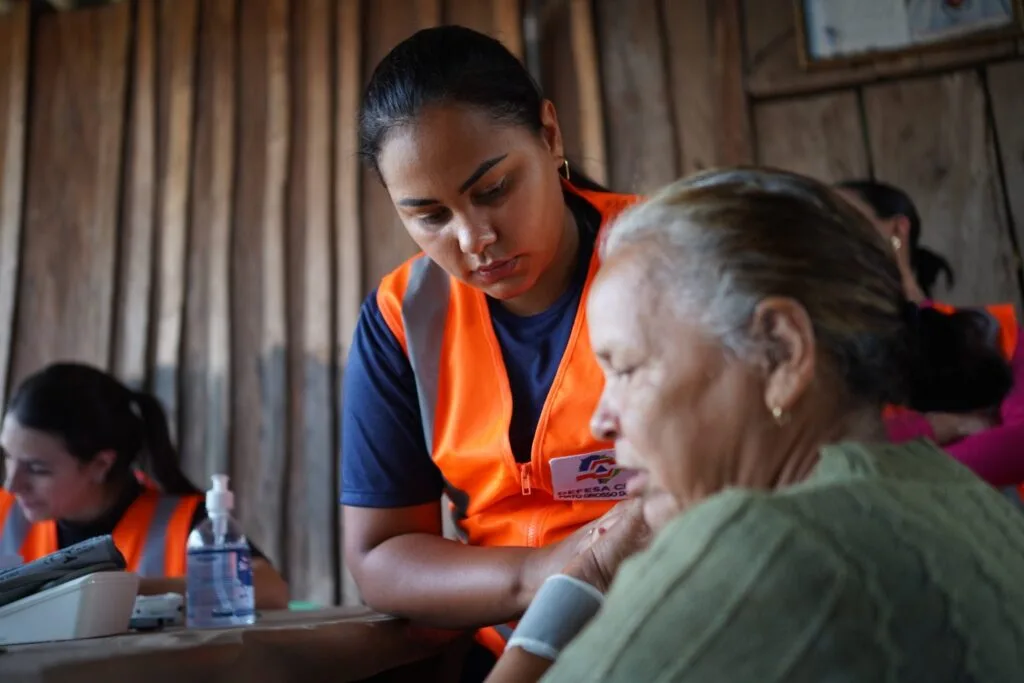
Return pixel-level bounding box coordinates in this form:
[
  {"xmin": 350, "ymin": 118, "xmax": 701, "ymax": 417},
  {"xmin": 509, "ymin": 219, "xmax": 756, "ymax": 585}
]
[{"xmin": 206, "ymin": 474, "xmax": 234, "ymax": 516}]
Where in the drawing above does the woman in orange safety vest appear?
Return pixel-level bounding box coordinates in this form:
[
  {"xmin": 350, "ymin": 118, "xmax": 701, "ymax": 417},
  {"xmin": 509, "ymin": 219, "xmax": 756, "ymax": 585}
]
[
  {"xmin": 340, "ymin": 25, "xmax": 642, "ymax": 680},
  {"xmin": 0, "ymin": 362, "xmax": 289, "ymax": 608},
  {"xmin": 836, "ymin": 180, "xmax": 1024, "ymax": 494}
]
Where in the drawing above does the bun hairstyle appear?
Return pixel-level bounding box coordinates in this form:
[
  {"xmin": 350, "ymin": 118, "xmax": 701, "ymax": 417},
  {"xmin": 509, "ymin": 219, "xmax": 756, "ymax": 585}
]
[
  {"xmin": 6, "ymin": 362, "xmax": 200, "ymax": 495},
  {"xmin": 834, "ymin": 179, "xmax": 955, "ymax": 298},
  {"xmin": 358, "ymin": 24, "xmax": 608, "ymax": 192},
  {"xmin": 602, "ymin": 168, "xmax": 1011, "ymax": 413}
]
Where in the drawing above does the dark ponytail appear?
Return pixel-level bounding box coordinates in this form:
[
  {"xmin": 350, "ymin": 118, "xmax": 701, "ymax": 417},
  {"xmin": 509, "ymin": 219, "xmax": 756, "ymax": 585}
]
[
  {"xmin": 359, "ymin": 25, "xmax": 613, "ymax": 194},
  {"xmin": 901, "ymin": 304, "xmax": 1013, "ymax": 413},
  {"xmin": 130, "ymin": 391, "xmax": 201, "ymax": 495},
  {"xmin": 6, "ymin": 362, "xmax": 199, "ymax": 495},
  {"xmin": 835, "ymin": 180, "xmax": 954, "ymax": 297}
]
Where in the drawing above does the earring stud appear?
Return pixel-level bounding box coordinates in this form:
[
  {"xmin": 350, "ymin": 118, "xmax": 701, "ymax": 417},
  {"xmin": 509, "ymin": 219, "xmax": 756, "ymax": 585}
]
[
  {"xmin": 890, "ymin": 235, "xmax": 902, "ymax": 251},
  {"xmin": 770, "ymin": 405, "xmax": 789, "ymax": 426}
]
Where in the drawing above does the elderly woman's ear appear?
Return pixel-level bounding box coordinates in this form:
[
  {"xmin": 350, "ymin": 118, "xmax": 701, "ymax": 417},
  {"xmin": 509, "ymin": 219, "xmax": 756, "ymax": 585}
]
[{"xmin": 750, "ymin": 297, "xmax": 818, "ymax": 419}]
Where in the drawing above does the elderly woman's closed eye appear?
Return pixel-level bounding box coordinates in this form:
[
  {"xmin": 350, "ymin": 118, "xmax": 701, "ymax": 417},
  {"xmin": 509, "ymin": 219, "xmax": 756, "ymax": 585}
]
[{"xmin": 486, "ymin": 168, "xmax": 1024, "ymax": 683}]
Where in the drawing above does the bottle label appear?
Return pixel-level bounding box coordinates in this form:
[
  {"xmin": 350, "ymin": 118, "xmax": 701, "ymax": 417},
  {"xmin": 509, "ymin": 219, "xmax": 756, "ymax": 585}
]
[{"xmin": 186, "ymin": 546, "xmax": 256, "ymax": 627}]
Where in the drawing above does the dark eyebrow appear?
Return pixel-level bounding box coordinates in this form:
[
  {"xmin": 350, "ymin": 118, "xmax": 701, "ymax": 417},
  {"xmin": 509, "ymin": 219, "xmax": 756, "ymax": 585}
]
[
  {"xmin": 396, "ymin": 154, "xmax": 508, "ymax": 208},
  {"xmin": 457, "ymin": 154, "xmax": 507, "ymax": 194}
]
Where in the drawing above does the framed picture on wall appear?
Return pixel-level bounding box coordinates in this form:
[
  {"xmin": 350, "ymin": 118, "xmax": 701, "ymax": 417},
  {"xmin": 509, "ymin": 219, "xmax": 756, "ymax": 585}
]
[{"xmin": 796, "ymin": 0, "xmax": 1024, "ymax": 67}]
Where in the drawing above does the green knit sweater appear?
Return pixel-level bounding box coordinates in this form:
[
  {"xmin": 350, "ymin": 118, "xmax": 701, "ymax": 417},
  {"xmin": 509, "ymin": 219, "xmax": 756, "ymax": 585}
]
[{"xmin": 543, "ymin": 440, "xmax": 1024, "ymax": 682}]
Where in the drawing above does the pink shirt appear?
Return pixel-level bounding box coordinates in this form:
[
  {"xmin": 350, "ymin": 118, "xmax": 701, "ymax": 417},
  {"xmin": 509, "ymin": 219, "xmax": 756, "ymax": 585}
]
[{"xmin": 885, "ymin": 304, "xmax": 1024, "ymax": 487}]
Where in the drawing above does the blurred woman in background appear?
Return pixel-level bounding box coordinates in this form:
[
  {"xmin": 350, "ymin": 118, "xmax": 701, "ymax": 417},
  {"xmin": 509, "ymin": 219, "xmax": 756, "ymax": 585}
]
[
  {"xmin": 0, "ymin": 362, "xmax": 289, "ymax": 608},
  {"xmin": 836, "ymin": 180, "xmax": 1024, "ymax": 490}
]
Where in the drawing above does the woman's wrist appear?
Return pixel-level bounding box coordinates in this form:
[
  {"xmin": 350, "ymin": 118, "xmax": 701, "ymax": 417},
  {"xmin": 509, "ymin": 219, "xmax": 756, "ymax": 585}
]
[{"xmin": 515, "ymin": 545, "xmax": 554, "ymax": 613}]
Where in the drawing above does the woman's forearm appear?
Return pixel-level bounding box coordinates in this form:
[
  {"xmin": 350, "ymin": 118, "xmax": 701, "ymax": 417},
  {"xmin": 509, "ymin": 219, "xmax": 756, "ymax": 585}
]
[{"xmin": 353, "ymin": 532, "xmax": 551, "ymax": 629}]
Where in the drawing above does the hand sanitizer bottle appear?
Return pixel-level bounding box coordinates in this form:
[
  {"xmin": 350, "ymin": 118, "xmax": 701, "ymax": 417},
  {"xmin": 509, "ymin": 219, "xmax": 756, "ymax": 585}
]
[{"xmin": 185, "ymin": 474, "xmax": 256, "ymax": 628}]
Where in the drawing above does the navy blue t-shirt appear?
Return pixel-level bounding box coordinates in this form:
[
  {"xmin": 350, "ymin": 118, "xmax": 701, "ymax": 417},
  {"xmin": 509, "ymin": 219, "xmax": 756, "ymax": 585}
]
[{"xmin": 340, "ymin": 194, "xmax": 601, "ymax": 508}]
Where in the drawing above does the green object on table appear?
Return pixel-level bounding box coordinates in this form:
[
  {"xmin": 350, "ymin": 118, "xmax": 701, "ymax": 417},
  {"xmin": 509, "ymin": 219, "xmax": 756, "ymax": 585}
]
[{"xmin": 288, "ymin": 600, "xmax": 321, "ymax": 611}]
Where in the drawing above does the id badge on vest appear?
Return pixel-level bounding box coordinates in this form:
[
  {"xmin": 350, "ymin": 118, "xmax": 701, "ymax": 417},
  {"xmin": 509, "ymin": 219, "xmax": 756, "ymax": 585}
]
[{"xmin": 549, "ymin": 451, "xmax": 637, "ymax": 501}]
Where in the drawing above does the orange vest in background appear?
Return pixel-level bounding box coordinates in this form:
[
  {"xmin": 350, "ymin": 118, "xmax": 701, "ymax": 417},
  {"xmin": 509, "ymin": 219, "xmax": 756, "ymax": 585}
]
[
  {"xmin": 375, "ymin": 181, "xmax": 640, "ymax": 655},
  {"xmin": 0, "ymin": 488, "xmax": 201, "ymax": 577},
  {"xmin": 929, "ymin": 302, "xmax": 1019, "ymax": 361}
]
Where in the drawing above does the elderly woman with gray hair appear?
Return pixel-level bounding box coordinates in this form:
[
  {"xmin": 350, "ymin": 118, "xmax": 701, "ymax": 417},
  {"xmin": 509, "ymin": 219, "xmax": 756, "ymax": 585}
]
[{"xmin": 485, "ymin": 168, "xmax": 1024, "ymax": 683}]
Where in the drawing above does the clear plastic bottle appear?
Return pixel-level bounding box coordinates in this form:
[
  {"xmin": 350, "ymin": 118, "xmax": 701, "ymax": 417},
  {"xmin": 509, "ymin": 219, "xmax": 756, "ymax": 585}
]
[{"xmin": 185, "ymin": 474, "xmax": 256, "ymax": 628}]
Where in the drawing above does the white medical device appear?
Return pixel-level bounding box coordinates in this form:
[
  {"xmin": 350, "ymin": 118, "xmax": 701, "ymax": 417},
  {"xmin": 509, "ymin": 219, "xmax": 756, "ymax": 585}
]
[{"xmin": 0, "ymin": 571, "xmax": 139, "ymax": 646}]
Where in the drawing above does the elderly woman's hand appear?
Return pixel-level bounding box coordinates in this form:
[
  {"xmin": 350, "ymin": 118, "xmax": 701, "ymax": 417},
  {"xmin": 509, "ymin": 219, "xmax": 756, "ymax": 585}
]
[{"xmin": 561, "ymin": 498, "xmax": 650, "ymax": 593}]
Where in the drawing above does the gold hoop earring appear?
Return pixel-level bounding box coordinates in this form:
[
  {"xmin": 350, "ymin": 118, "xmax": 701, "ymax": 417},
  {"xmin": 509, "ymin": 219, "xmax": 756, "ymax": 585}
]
[
  {"xmin": 890, "ymin": 235, "xmax": 902, "ymax": 251},
  {"xmin": 560, "ymin": 159, "xmax": 570, "ymax": 181},
  {"xmin": 770, "ymin": 405, "xmax": 789, "ymax": 426}
]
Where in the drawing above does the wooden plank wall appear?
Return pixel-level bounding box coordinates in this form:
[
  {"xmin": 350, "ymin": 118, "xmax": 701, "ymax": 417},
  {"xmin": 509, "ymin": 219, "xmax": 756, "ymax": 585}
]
[
  {"xmin": 543, "ymin": 0, "xmax": 1024, "ymax": 306},
  {"xmin": 1, "ymin": 0, "xmax": 1022, "ymax": 605},
  {"xmin": 744, "ymin": 0, "xmax": 1024, "ymax": 309}
]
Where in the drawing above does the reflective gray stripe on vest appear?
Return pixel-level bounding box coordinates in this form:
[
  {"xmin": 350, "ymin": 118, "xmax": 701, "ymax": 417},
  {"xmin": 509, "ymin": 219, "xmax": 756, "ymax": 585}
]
[
  {"xmin": 0, "ymin": 495, "xmax": 183, "ymax": 577},
  {"xmin": 493, "ymin": 623, "xmax": 514, "ymax": 641},
  {"xmin": 136, "ymin": 495, "xmax": 184, "ymax": 577},
  {"xmin": 0, "ymin": 503, "xmax": 30, "ymax": 557},
  {"xmin": 402, "ymin": 256, "xmax": 451, "ymax": 451}
]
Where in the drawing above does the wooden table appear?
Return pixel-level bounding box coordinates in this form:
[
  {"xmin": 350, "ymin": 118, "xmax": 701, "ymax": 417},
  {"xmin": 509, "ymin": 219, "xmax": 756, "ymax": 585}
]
[{"xmin": 0, "ymin": 607, "xmax": 470, "ymax": 683}]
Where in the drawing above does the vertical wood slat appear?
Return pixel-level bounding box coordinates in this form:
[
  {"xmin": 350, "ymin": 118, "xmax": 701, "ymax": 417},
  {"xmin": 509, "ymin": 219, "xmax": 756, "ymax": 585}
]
[
  {"xmin": 360, "ymin": 0, "xmax": 441, "ymax": 293},
  {"xmin": 152, "ymin": 0, "xmax": 198, "ymax": 435},
  {"xmin": 753, "ymin": 92, "xmax": 870, "ymax": 182},
  {"xmin": 569, "ymin": 0, "xmax": 606, "ymax": 185},
  {"xmin": 444, "ymin": 0, "xmax": 492, "ymax": 33},
  {"xmin": 336, "ymin": 0, "xmax": 363, "ymax": 605},
  {"xmin": 539, "ymin": 0, "xmax": 583, "ymax": 169},
  {"xmin": 987, "ymin": 61, "xmax": 1024, "ymax": 264},
  {"xmin": 0, "ymin": 0, "xmax": 28, "ymax": 402},
  {"xmin": 112, "ymin": 0, "xmax": 156, "ymax": 388},
  {"xmin": 493, "ymin": 0, "xmax": 522, "ymax": 58},
  {"xmin": 287, "ymin": 0, "xmax": 337, "ymax": 607},
  {"xmin": 417, "ymin": 0, "xmax": 442, "ymax": 27},
  {"xmin": 232, "ymin": 0, "xmax": 290, "ymax": 566},
  {"xmin": 182, "ymin": 0, "xmax": 235, "ymax": 482},
  {"xmin": 12, "ymin": 3, "xmax": 130, "ymax": 386},
  {"xmin": 864, "ymin": 72, "xmax": 1021, "ymax": 310},
  {"xmin": 711, "ymin": 0, "xmax": 752, "ymax": 166},
  {"xmin": 262, "ymin": 0, "xmax": 290, "ymax": 567},
  {"xmin": 661, "ymin": 0, "xmax": 715, "ymax": 174},
  {"xmin": 594, "ymin": 0, "xmax": 678, "ymax": 192}
]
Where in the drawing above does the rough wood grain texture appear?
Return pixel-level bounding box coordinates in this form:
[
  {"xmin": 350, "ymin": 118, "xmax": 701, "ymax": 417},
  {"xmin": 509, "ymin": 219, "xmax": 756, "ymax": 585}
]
[
  {"xmin": 336, "ymin": 0, "xmax": 363, "ymax": 606},
  {"xmin": 11, "ymin": 3, "xmax": 129, "ymax": 385},
  {"xmin": 864, "ymin": 72, "xmax": 1021, "ymax": 310},
  {"xmin": 232, "ymin": 0, "xmax": 290, "ymax": 565},
  {"xmin": 712, "ymin": 0, "xmax": 752, "ymax": 165},
  {"xmin": 744, "ymin": 0, "xmax": 1019, "ymax": 99},
  {"xmin": 445, "ymin": 0, "xmax": 493, "ymax": 32},
  {"xmin": 181, "ymin": 0, "xmax": 235, "ymax": 484},
  {"xmin": 360, "ymin": 0, "xmax": 440, "ymax": 292},
  {"xmin": 0, "ymin": 0, "xmax": 28, "ymax": 403},
  {"xmin": 111, "ymin": 0, "xmax": 156, "ymax": 389},
  {"xmin": 594, "ymin": 0, "xmax": 678, "ymax": 192},
  {"xmin": 152, "ymin": 0, "xmax": 198, "ymax": 438},
  {"xmin": 988, "ymin": 60, "xmax": 1024, "ymax": 264},
  {"xmin": 493, "ymin": 0, "xmax": 523, "ymax": 58},
  {"xmin": 661, "ymin": 0, "xmax": 716, "ymax": 174},
  {"xmin": 569, "ymin": 0, "xmax": 606, "ymax": 185},
  {"xmin": 287, "ymin": 0, "xmax": 337, "ymax": 607},
  {"xmin": 540, "ymin": 0, "xmax": 582, "ymax": 167},
  {"xmin": 753, "ymin": 91, "xmax": 870, "ymax": 182}
]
